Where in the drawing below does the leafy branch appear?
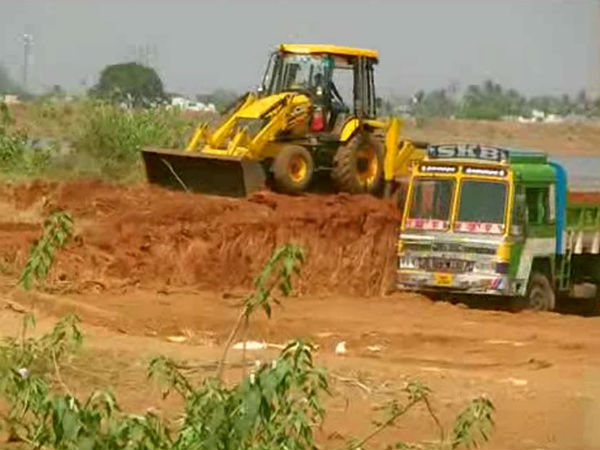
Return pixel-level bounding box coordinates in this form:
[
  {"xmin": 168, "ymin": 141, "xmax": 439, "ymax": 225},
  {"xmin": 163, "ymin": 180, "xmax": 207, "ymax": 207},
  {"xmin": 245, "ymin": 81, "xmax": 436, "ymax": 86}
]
[
  {"xmin": 451, "ymin": 396, "xmax": 495, "ymax": 449},
  {"xmin": 18, "ymin": 210, "xmax": 74, "ymax": 290},
  {"xmin": 352, "ymin": 381, "xmax": 494, "ymax": 450},
  {"xmin": 217, "ymin": 243, "xmax": 305, "ymax": 380}
]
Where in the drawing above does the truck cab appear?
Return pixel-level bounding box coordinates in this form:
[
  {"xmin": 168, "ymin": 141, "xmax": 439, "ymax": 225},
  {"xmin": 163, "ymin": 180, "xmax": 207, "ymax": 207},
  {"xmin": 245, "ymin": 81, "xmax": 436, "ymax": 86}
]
[{"xmin": 397, "ymin": 144, "xmax": 600, "ymax": 311}]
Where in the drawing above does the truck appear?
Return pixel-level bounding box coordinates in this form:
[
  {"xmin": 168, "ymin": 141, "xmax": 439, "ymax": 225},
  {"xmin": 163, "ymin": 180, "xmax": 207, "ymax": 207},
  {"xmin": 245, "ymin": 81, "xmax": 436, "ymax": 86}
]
[{"xmin": 396, "ymin": 144, "xmax": 600, "ymax": 312}]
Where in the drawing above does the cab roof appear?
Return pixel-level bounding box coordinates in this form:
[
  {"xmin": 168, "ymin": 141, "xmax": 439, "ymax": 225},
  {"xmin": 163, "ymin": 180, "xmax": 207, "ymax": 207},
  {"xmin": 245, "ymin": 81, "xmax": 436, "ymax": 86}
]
[{"xmin": 279, "ymin": 44, "xmax": 379, "ymax": 61}]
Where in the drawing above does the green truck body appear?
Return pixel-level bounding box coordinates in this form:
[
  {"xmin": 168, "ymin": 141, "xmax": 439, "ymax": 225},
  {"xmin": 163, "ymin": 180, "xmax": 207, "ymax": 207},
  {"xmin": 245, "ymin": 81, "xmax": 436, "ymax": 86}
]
[{"xmin": 396, "ymin": 144, "xmax": 600, "ymax": 311}]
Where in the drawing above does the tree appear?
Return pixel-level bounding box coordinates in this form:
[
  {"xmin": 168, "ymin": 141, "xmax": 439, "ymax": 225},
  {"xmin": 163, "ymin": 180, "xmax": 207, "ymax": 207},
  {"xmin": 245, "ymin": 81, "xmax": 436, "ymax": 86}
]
[
  {"xmin": 458, "ymin": 80, "xmax": 528, "ymax": 120},
  {"xmin": 90, "ymin": 62, "xmax": 164, "ymax": 107},
  {"xmin": 413, "ymin": 88, "xmax": 458, "ymax": 118}
]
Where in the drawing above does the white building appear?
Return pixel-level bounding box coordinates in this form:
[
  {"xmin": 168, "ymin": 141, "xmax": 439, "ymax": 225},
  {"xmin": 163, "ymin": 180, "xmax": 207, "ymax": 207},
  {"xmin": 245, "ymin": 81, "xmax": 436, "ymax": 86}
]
[{"xmin": 169, "ymin": 96, "xmax": 216, "ymax": 113}]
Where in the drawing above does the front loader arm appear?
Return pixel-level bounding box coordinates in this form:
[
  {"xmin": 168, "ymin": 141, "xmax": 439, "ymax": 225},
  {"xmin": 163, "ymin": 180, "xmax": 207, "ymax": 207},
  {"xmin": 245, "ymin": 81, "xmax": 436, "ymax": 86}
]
[
  {"xmin": 184, "ymin": 92, "xmax": 257, "ymax": 152},
  {"xmin": 244, "ymin": 96, "xmax": 296, "ymax": 158},
  {"xmin": 384, "ymin": 117, "xmax": 426, "ymax": 182}
]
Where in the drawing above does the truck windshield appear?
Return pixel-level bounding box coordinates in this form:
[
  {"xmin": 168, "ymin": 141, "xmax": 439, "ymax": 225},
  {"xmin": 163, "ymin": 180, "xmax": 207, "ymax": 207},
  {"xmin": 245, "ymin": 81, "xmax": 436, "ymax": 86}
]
[
  {"xmin": 456, "ymin": 180, "xmax": 507, "ymax": 233},
  {"xmin": 406, "ymin": 178, "xmax": 454, "ymax": 230},
  {"xmin": 267, "ymin": 54, "xmax": 328, "ymax": 94}
]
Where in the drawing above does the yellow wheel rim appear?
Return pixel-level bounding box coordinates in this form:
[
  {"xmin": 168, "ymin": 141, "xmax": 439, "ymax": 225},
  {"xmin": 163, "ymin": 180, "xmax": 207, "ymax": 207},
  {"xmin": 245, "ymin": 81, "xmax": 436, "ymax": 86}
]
[
  {"xmin": 356, "ymin": 147, "xmax": 378, "ymax": 186},
  {"xmin": 289, "ymin": 155, "xmax": 308, "ymax": 183}
]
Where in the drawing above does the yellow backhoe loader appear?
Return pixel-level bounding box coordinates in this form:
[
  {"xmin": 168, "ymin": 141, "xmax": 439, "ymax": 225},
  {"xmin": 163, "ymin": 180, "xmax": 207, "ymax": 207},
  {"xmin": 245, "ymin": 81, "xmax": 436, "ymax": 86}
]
[{"xmin": 142, "ymin": 44, "xmax": 426, "ymax": 198}]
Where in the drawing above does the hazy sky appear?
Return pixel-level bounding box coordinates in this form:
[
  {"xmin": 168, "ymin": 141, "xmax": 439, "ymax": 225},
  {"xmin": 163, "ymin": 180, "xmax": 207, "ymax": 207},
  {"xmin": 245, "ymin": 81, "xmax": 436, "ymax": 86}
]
[{"xmin": 1, "ymin": 0, "xmax": 599, "ymax": 97}]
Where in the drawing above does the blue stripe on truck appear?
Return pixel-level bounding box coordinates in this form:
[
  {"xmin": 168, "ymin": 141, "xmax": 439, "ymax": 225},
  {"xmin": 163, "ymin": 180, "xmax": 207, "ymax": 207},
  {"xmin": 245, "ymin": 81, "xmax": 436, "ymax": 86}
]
[{"xmin": 550, "ymin": 161, "xmax": 567, "ymax": 254}]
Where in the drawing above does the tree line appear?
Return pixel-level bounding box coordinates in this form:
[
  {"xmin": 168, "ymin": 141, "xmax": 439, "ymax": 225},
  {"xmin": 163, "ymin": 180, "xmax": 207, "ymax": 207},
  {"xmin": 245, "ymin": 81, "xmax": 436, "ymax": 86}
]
[
  {"xmin": 407, "ymin": 80, "xmax": 600, "ymax": 120},
  {"xmin": 2, "ymin": 61, "xmax": 599, "ymax": 120}
]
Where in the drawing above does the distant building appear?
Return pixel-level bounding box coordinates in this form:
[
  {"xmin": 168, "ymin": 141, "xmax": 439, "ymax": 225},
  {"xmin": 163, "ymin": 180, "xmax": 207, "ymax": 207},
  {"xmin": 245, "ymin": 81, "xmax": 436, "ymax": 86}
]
[
  {"xmin": 2, "ymin": 95, "xmax": 20, "ymax": 104},
  {"xmin": 513, "ymin": 109, "xmax": 565, "ymax": 124},
  {"xmin": 169, "ymin": 96, "xmax": 216, "ymax": 113}
]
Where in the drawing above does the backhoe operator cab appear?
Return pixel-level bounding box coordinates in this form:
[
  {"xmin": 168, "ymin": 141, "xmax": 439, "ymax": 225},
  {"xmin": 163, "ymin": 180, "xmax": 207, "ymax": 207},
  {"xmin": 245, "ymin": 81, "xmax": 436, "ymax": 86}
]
[{"xmin": 260, "ymin": 44, "xmax": 378, "ymax": 130}]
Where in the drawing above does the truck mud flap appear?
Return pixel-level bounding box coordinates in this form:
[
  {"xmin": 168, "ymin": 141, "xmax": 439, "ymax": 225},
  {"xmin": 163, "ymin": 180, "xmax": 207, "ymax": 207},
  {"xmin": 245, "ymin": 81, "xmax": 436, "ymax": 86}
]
[{"xmin": 141, "ymin": 147, "xmax": 266, "ymax": 197}]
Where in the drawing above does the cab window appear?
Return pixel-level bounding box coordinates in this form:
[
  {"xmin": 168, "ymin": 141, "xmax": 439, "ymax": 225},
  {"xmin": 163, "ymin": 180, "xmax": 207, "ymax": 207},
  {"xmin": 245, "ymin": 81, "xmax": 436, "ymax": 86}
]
[{"xmin": 525, "ymin": 187, "xmax": 552, "ymax": 224}]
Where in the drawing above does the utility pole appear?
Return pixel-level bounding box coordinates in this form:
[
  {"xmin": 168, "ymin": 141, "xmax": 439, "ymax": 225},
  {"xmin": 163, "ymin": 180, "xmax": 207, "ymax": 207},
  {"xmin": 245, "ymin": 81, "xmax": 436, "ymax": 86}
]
[
  {"xmin": 591, "ymin": 0, "xmax": 600, "ymax": 99},
  {"xmin": 22, "ymin": 33, "xmax": 33, "ymax": 92},
  {"xmin": 596, "ymin": 0, "xmax": 600, "ymax": 98}
]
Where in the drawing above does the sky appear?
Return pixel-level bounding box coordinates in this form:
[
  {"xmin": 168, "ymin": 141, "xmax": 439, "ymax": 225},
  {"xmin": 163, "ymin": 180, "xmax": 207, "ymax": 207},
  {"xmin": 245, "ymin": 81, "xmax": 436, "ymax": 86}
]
[{"xmin": 1, "ymin": 0, "xmax": 599, "ymax": 98}]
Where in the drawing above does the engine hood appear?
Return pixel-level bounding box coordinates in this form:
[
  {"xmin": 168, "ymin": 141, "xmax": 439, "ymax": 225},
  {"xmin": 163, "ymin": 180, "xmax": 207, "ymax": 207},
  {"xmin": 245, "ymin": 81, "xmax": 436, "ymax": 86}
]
[{"xmin": 237, "ymin": 92, "xmax": 310, "ymax": 119}]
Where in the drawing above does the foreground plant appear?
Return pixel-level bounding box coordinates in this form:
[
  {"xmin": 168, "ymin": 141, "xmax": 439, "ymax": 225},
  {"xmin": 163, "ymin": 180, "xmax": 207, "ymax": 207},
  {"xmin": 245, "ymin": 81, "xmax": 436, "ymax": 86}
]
[
  {"xmin": 147, "ymin": 242, "xmax": 325, "ymax": 450},
  {"xmin": 351, "ymin": 381, "xmax": 494, "ymax": 450},
  {"xmin": 0, "ymin": 244, "xmax": 494, "ymax": 449},
  {"xmin": 218, "ymin": 243, "xmax": 305, "ymax": 379},
  {"xmin": 0, "ymin": 318, "xmax": 327, "ymax": 449},
  {"xmin": 149, "ymin": 340, "xmax": 327, "ymax": 450},
  {"xmin": 0, "ymin": 313, "xmax": 82, "ymax": 443},
  {"xmin": 19, "ymin": 210, "xmax": 74, "ymax": 290}
]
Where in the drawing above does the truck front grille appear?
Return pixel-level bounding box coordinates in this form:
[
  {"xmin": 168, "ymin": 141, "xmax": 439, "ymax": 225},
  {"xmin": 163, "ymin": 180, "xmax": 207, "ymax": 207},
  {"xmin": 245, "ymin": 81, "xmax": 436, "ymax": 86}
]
[{"xmin": 418, "ymin": 257, "xmax": 474, "ymax": 273}]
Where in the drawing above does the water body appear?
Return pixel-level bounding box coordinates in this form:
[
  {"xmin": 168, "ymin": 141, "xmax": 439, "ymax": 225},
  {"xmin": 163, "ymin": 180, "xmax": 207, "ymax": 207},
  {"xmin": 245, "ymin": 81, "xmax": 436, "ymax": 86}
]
[{"xmin": 551, "ymin": 157, "xmax": 600, "ymax": 191}]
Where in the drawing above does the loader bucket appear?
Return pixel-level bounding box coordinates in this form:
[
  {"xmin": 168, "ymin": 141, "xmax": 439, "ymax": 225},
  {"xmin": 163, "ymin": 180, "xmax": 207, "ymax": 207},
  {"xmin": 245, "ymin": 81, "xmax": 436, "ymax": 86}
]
[{"xmin": 141, "ymin": 148, "xmax": 266, "ymax": 197}]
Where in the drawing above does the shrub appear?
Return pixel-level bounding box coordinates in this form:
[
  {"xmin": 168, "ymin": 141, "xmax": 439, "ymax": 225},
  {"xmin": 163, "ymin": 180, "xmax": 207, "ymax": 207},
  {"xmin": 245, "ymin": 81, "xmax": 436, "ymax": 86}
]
[
  {"xmin": 73, "ymin": 102, "xmax": 196, "ymax": 177},
  {"xmin": 0, "ymin": 102, "xmax": 51, "ymax": 177}
]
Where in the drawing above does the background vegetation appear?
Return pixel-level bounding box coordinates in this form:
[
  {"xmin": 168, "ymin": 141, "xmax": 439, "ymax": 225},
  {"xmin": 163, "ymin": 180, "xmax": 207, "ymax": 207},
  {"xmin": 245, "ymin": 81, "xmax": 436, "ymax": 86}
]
[
  {"xmin": 0, "ymin": 60, "xmax": 598, "ymax": 182},
  {"xmin": 411, "ymin": 80, "xmax": 600, "ymax": 120},
  {"xmin": 89, "ymin": 62, "xmax": 165, "ymax": 108}
]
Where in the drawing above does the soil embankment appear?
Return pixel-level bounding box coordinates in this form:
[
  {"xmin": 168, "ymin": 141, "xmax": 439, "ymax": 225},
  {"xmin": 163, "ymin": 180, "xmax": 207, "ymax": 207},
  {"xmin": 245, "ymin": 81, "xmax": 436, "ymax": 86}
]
[{"xmin": 0, "ymin": 180, "xmax": 400, "ymax": 295}]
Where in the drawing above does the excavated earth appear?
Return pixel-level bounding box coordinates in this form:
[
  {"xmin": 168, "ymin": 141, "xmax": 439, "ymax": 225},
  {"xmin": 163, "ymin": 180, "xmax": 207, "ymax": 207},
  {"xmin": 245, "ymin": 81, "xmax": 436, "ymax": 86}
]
[{"xmin": 0, "ymin": 179, "xmax": 400, "ymax": 295}]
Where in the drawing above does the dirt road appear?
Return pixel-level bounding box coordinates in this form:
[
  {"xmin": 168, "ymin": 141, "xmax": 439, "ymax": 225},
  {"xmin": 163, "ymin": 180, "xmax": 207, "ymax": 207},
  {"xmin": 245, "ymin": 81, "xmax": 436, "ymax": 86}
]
[
  {"xmin": 0, "ymin": 180, "xmax": 599, "ymax": 449},
  {"xmin": 3, "ymin": 286, "xmax": 599, "ymax": 449}
]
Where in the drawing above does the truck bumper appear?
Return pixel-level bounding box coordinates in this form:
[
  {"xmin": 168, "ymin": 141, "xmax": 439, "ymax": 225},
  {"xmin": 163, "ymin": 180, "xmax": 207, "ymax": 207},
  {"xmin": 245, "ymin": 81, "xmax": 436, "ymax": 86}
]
[{"xmin": 396, "ymin": 270, "xmax": 513, "ymax": 296}]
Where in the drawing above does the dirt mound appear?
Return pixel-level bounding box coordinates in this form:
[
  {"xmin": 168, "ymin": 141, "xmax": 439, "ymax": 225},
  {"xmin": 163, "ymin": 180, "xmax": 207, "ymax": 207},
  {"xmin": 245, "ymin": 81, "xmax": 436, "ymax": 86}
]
[
  {"xmin": 569, "ymin": 191, "xmax": 600, "ymax": 204},
  {"xmin": 0, "ymin": 180, "xmax": 400, "ymax": 296}
]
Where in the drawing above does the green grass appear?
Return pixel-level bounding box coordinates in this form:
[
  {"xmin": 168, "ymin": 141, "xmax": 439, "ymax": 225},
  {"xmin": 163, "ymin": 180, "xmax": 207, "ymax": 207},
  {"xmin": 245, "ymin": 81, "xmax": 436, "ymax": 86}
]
[{"xmin": 2, "ymin": 99, "xmax": 203, "ymax": 181}]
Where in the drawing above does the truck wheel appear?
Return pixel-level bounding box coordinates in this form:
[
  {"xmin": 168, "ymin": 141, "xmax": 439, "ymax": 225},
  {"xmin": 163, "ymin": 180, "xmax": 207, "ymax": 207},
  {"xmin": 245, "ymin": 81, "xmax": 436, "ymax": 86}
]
[
  {"xmin": 272, "ymin": 145, "xmax": 314, "ymax": 194},
  {"xmin": 525, "ymin": 272, "xmax": 556, "ymax": 311},
  {"xmin": 332, "ymin": 133, "xmax": 384, "ymax": 195}
]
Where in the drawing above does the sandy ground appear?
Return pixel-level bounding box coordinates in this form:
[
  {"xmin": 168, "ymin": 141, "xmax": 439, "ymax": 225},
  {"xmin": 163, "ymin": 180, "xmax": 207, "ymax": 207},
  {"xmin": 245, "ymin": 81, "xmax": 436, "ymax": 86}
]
[{"xmin": 2, "ymin": 286, "xmax": 599, "ymax": 449}]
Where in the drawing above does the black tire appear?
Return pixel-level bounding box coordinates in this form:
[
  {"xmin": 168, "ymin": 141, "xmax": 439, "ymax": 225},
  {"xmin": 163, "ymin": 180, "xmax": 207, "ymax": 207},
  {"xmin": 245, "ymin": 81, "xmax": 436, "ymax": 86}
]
[
  {"xmin": 525, "ymin": 272, "xmax": 556, "ymax": 311},
  {"xmin": 272, "ymin": 145, "xmax": 314, "ymax": 194},
  {"xmin": 332, "ymin": 133, "xmax": 384, "ymax": 195}
]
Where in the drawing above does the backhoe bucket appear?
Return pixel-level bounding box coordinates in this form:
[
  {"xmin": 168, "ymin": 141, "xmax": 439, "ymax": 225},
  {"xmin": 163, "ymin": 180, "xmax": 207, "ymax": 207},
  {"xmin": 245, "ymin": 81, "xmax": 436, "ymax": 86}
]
[{"xmin": 141, "ymin": 148, "xmax": 266, "ymax": 197}]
